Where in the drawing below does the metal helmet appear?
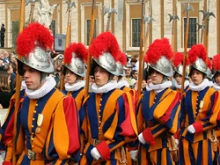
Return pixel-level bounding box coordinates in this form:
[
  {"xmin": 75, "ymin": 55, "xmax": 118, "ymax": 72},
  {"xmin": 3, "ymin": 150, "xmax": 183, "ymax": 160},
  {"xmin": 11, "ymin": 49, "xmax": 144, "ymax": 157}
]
[
  {"xmin": 149, "ymin": 56, "xmax": 174, "ymax": 77},
  {"xmin": 115, "ymin": 51, "xmax": 127, "ymax": 77},
  {"xmin": 175, "ymin": 65, "xmax": 190, "ymax": 79},
  {"xmin": 93, "ymin": 52, "xmax": 118, "ymax": 75},
  {"xmin": 206, "ymin": 68, "xmax": 213, "ymax": 80},
  {"xmin": 89, "ymin": 32, "xmax": 121, "ymax": 76},
  {"xmin": 63, "ymin": 43, "xmax": 88, "ymax": 77},
  {"xmin": 190, "ymin": 57, "xmax": 207, "ymax": 75},
  {"xmin": 145, "ymin": 38, "xmax": 174, "ymax": 77},
  {"xmin": 16, "ymin": 22, "xmax": 54, "ymax": 75},
  {"xmin": 188, "ymin": 44, "xmax": 208, "ymax": 76},
  {"xmin": 17, "ymin": 46, "xmax": 54, "ymax": 75},
  {"xmin": 173, "ymin": 52, "xmax": 189, "ymax": 79},
  {"xmin": 116, "ymin": 61, "xmax": 125, "ymax": 77}
]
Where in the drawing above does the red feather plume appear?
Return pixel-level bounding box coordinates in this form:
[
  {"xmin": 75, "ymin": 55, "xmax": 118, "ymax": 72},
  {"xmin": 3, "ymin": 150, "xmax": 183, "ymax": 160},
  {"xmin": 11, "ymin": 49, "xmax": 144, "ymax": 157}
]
[
  {"xmin": 64, "ymin": 42, "xmax": 88, "ymax": 64},
  {"xmin": 89, "ymin": 32, "xmax": 120, "ymax": 61},
  {"xmin": 16, "ymin": 22, "xmax": 54, "ymax": 57},
  {"xmin": 116, "ymin": 51, "xmax": 127, "ymax": 66},
  {"xmin": 144, "ymin": 38, "xmax": 173, "ymax": 64},
  {"xmin": 212, "ymin": 54, "xmax": 220, "ymax": 70},
  {"xmin": 188, "ymin": 44, "xmax": 207, "ymax": 65},
  {"xmin": 173, "ymin": 52, "xmax": 189, "ymax": 67}
]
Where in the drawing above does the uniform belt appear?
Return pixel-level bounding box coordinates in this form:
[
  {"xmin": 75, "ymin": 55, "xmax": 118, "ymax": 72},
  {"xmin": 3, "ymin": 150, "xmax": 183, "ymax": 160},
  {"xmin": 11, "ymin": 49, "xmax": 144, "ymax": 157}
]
[
  {"xmin": 89, "ymin": 138, "xmax": 102, "ymax": 146},
  {"xmin": 25, "ymin": 148, "xmax": 44, "ymax": 160}
]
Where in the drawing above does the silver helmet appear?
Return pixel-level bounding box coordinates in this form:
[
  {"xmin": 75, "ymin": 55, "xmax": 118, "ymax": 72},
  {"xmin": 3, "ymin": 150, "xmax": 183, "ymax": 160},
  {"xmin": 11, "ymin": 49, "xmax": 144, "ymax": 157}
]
[
  {"xmin": 190, "ymin": 57, "xmax": 207, "ymax": 75},
  {"xmin": 93, "ymin": 52, "xmax": 119, "ymax": 76},
  {"xmin": 149, "ymin": 56, "xmax": 174, "ymax": 77},
  {"xmin": 116, "ymin": 61, "xmax": 125, "ymax": 77},
  {"xmin": 175, "ymin": 65, "xmax": 190, "ymax": 79},
  {"xmin": 17, "ymin": 46, "xmax": 54, "ymax": 75},
  {"xmin": 206, "ymin": 68, "xmax": 213, "ymax": 80},
  {"xmin": 16, "ymin": 22, "xmax": 54, "ymax": 76},
  {"xmin": 64, "ymin": 53, "xmax": 86, "ymax": 77},
  {"xmin": 145, "ymin": 38, "xmax": 174, "ymax": 77},
  {"xmin": 188, "ymin": 44, "xmax": 208, "ymax": 76},
  {"xmin": 89, "ymin": 32, "xmax": 121, "ymax": 76}
]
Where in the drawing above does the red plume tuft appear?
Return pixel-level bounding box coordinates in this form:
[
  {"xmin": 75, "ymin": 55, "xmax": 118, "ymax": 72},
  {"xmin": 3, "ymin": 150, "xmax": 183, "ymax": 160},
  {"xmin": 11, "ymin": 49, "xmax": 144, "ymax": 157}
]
[
  {"xmin": 89, "ymin": 32, "xmax": 120, "ymax": 61},
  {"xmin": 16, "ymin": 22, "xmax": 54, "ymax": 57},
  {"xmin": 144, "ymin": 38, "xmax": 173, "ymax": 64},
  {"xmin": 213, "ymin": 54, "xmax": 220, "ymax": 70},
  {"xmin": 64, "ymin": 42, "xmax": 88, "ymax": 64},
  {"xmin": 173, "ymin": 52, "xmax": 189, "ymax": 67},
  {"xmin": 117, "ymin": 51, "xmax": 127, "ymax": 66},
  {"xmin": 188, "ymin": 44, "xmax": 207, "ymax": 65}
]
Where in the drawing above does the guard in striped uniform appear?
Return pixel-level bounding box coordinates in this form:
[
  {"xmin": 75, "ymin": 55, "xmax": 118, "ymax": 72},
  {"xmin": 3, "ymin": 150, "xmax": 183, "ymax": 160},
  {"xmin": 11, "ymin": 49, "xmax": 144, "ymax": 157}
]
[
  {"xmin": 136, "ymin": 38, "xmax": 181, "ymax": 165},
  {"xmin": 4, "ymin": 23, "xmax": 80, "ymax": 165},
  {"xmin": 80, "ymin": 32, "xmax": 137, "ymax": 165},
  {"xmin": 179, "ymin": 44, "xmax": 220, "ymax": 165}
]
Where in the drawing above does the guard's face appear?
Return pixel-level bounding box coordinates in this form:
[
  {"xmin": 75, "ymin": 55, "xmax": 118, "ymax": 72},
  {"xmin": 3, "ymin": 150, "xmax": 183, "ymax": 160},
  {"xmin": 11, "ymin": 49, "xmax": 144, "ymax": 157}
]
[
  {"xmin": 94, "ymin": 66, "xmax": 110, "ymax": 87},
  {"xmin": 174, "ymin": 73, "xmax": 182, "ymax": 85},
  {"xmin": 65, "ymin": 69, "xmax": 77, "ymax": 85},
  {"xmin": 23, "ymin": 65, "xmax": 42, "ymax": 90},
  {"xmin": 150, "ymin": 70, "xmax": 163, "ymax": 85},
  {"xmin": 215, "ymin": 73, "xmax": 220, "ymax": 86},
  {"xmin": 190, "ymin": 70, "xmax": 203, "ymax": 85}
]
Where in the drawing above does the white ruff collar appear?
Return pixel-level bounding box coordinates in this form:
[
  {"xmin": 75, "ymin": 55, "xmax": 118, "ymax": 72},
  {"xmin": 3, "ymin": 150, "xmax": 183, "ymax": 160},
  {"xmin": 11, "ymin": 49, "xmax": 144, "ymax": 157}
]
[
  {"xmin": 146, "ymin": 81, "xmax": 172, "ymax": 93},
  {"xmin": 117, "ymin": 79, "xmax": 129, "ymax": 89},
  {"xmin": 174, "ymin": 80, "xmax": 189, "ymax": 89},
  {"xmin": 91, "ymin": 80, "xmax": 118, "ymax": 93},
  {"xmin": 65, "ymin": 81, "xmax": 85, "ymax": 92},
  {"xmin": 25, "ymin": 76, "xmax": 56, "ymax": 99},
  {"xmin": 213, "ymin": 82, "xmax": 220, "ymax": 91},
  {"xmin": 189, "ymin": 79, "xmax": 209, "ymax": 91}
]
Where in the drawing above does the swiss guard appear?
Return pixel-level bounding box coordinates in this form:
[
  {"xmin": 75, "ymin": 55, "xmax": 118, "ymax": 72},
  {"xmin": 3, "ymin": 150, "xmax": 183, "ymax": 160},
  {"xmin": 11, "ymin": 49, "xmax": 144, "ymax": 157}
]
[
  {"xmin": 136, "ymin": 38, "xmax": 181, "ymax": 165},
  {"xmin": 79, "ymin": 31, "xmax": 137, "ymax": 165},
  {"xmin": 179, "ymin": 44, "xmax": 220, "ymax": 165},
  {"xmin": 4, "ymin": 23, "xmax": 80, "ymax": 165},
  {"xmin": 62, "ymin": 42, "xmax": 88, "ymax": 111}
]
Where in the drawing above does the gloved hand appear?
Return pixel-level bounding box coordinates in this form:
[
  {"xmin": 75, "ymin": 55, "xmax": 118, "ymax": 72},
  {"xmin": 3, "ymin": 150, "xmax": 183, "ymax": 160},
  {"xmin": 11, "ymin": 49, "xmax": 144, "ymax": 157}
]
[
  {"xmin": 138, "ymin": 133, "xmax": 146, "ymax": 144},
  {"xmin": 187, "ymin": 124, "xmax": 196, "ymax": 134},
  {"xmin": 175, "ymin": 139, "xmax": 179, "ymax": 146},
  {"xmin": 91, "ymin": 147, "xmax": 101, "ymax": 160},
  {"xmin": 129, "ymin": 150, "xmax": 138, "ymax": 161}
]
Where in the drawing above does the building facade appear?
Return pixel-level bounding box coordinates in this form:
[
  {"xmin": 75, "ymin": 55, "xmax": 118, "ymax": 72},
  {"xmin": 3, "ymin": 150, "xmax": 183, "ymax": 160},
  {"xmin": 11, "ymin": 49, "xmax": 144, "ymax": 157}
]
[{"xmin": 0, "ymin": 0, "xmax": 219, "ymax": 57}]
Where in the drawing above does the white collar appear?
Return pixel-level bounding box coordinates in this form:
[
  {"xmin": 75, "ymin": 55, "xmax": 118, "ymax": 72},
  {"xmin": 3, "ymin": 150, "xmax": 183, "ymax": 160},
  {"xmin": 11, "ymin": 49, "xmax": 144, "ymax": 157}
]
[
  {"xmin": 65, "ymin": 80, "xmax": 85, "ymax": 92},
  {"xmin": 117, "ymin": 79, "xmax": 129, "ymax": 89},
  {"xmin": 208, "ymin": 80, "xmax": 213, "ymax": 87},
  {"xmin": 174, "ymin": 80, "xmax": 189, "ymax": 90},
  {"xmin": 213, "ymin": 82, "xmax": 220, "ymax": 91},
  {"xmin": 91, "ymin": 80, "xmax": 118, "ymax": 93},
  {"xmin": 189, "ymin": 79, "xmax": 210, "ymax": 91},
  {"xmin": 25, "ymin": 76, "xmax": 56, "ymax": 99},
  {"xmin": 146, "ymin": 81, "xmax": 172, "ymax": 93}
]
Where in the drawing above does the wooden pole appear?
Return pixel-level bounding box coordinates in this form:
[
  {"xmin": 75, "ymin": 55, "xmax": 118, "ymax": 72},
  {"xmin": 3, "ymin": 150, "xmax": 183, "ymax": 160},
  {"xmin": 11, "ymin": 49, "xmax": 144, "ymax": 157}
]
[
  {"xmin": 59, "ymin": 0, "xmax": 72, "ymax": 91},
  {"xmin": 137, "ymin": 0, "xmax": 145, "ymax": 97},
  {"xmin": 217, "ymin": 0, "xmax": 220, "ymax": 53},
  {"xmin": 181, "ymin": 1, "xmax": 191, "ymax": 96},
  {"xmin": 85, "ymin": 0, "xmax": 96, "ymax": 96},
  {"xmin": 12, "ymin": 1, "xmax": 25, "ymax": 164}
]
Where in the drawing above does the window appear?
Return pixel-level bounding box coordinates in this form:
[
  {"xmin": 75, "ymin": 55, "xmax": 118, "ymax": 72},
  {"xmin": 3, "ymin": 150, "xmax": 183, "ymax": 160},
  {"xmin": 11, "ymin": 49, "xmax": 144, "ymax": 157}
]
[
  {"xmin": 132, "ymin": 19, "xmax": 141, "ymax": 47},
  {"xmin": 86, "ymin": 19, "xmax": 97, "ymax": 46},
  {"xmin": 184, "ymin": 18, "xmax": 197, "ymax": 48}
]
